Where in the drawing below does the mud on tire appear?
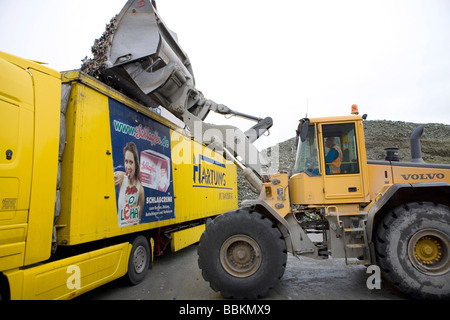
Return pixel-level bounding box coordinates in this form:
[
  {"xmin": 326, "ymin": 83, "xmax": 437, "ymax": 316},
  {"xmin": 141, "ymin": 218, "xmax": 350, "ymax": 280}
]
[
  {"xmin": 374, "ymin": 202, "xmax": 450, "ymax": 299},
  {"xmin": 198, "ymin": 208, "xmax": 287, "ymax": 299}
]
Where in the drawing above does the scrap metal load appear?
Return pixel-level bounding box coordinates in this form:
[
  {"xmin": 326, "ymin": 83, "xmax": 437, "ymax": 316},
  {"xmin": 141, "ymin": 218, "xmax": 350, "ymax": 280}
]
[
  {"xmin": 82, "ymin": 0, "xmax": 273, "ymax": 192},
  {"xmin": 81, "ymin": 16, "xmax": 117, "ymax": 78}
]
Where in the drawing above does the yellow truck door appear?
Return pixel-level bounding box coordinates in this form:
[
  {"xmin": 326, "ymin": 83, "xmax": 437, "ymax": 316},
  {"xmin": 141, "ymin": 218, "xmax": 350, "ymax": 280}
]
[
  {"xmin": 0, "ymin": 54, "xmax": 34, "ymax": 271},
  {"xmin": 0, "ymin": 51, "xmax": 61, "ymax": 270}
]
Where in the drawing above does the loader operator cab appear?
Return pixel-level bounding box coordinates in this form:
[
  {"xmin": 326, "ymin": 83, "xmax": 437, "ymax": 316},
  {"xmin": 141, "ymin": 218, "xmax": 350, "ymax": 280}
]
[
  {"xmin": 292, "ymin": 113, "xmax": 368, "ymax": 205},
  {"xmin": 294, "ymin": 121, "xmax": 360, "ymax": 176}
]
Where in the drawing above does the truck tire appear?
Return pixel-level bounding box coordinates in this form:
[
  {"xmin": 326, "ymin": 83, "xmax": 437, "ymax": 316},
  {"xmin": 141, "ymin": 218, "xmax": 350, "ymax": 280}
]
[
  {"xmin": 198, "ymin": 208, "xmax": 287, "ymax": 299},
  {"xmin": 125, "ymin": 235, "xmax": 151, "ymax": 285},
  {"xmin": 374, "ymin": 202, "xmax": 450, "ymax": 299}
]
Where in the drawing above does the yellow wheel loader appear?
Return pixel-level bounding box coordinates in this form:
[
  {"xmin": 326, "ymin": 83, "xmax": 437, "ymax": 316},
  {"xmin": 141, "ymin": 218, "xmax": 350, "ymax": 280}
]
[{"xmin": 198, "ymin": 108, "xmax": 450, "ymax": 299}]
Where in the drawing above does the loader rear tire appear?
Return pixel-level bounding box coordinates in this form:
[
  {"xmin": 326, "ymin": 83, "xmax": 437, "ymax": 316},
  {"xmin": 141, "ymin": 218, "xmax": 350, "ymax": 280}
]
[
  {"xmin": 198, "ymin": 208, "xmax": 287, "ymax": 299},
  {"xmin": 374, "ymin": 202, "xmax": 450, "ymax": 299}
]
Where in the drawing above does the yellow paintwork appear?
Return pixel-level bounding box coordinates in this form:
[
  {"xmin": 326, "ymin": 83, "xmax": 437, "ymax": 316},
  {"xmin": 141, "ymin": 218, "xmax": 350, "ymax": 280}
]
[
  {"xmin": 0, "ymin": 52, "xmax": 60, "ymax": 270},
  {"xmin": 171, "ymin": 224, "xmax": 206, "ymax": 252},
  {"xmin": 324, "ymin": 204, "xmax": 361, "ymax": 216},
  {"xmin": 24, "ymin": 69, "xmax": 61, "ymax": 265},
  {"xmin": 290, "ymin": 173, "xmax": 324, "ymax": 205},
  {"xmin": 366, "ymin": 163, "xmax": 393, "ymax": 198},
  {"xmin": 0, "ymin": 51, "xmax": 60, "ymax": 78},
  {"xmin": 171, "ymin": 130, "xmax": 237, "ymax": 223},
  {"xmin": 56, "ymin": 81, "xmax": 116, "ymax": 244},
  {"xmin": 308, "ymin": 114, "xmax": 363, "ymax": 125},
  {"xmin": 5, "ymin": 243, "xmax": 131, "ymax": 300},
  {"xmin": 259, "ymin": 172, "xmax": 290, "ymax": 217}
]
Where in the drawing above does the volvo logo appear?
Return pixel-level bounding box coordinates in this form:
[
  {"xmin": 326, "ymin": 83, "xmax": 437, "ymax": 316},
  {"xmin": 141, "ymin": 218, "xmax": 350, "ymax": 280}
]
[{"xmin": 401, "ymin": 173, "xmax": 445, "ymax": 181}]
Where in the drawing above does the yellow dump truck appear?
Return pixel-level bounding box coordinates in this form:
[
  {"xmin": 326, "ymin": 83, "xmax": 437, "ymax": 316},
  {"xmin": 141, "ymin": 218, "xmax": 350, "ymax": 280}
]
[{"xmin": 0, "ymin": 51, "xmax": 238, "ymax": 299}]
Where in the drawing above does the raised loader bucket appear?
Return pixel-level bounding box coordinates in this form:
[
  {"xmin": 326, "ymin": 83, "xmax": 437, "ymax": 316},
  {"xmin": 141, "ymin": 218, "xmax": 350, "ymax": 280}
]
[
  {"xmin": 103, "ymin": 0, "xmax": 197, "ymax": 116},
  {"xmin": 97, "ymin": 0, "xmax": 271, "ymax": 183}
]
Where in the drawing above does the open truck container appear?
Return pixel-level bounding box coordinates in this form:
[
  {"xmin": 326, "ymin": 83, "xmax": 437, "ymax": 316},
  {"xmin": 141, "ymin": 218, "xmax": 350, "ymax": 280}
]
[{"xmin": 0, "ymin": 52, "xmax": 237, "ymax": 299}]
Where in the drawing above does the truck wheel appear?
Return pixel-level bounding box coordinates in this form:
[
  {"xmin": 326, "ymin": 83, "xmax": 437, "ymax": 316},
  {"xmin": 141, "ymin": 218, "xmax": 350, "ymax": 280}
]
[
  {"xmin": 374, "ymin": 202, "xmax": 450, "ymax": 299},
  {"xmin": 125, "ymin": 235, "xmax": 151, "ymax": 285},
  {"xmin": 198, "ymin": 208, "xmax": 287, "ymax": 299}
]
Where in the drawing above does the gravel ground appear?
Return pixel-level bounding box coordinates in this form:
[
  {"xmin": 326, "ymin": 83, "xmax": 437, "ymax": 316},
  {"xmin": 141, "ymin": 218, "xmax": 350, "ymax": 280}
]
[{"xmin": 80, "ymin": 244, "xmax": 407, "ymax": 300}]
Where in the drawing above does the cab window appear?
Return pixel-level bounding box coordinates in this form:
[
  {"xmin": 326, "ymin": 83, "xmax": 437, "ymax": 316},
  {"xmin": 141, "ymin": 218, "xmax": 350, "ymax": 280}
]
[
  {"xmin": 294, "ymin": 125, "xmax": 320, "ymax": 176},
  {"xmin": 322, "ymin": 123, "xmax": 359, "ymax": 175}
]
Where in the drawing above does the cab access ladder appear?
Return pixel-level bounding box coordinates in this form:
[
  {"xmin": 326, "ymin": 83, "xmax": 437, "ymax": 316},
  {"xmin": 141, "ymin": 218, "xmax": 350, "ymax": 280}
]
[{"xmin": 338, "ymin": 214, "xmax": 371, "ymax": 266}]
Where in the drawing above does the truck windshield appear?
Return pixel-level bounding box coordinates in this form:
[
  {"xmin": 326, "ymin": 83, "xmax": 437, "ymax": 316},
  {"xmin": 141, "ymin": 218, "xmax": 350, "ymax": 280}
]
[{"xmin": 293, "ymin": 125, "xmax": 320, "ymax": 175}]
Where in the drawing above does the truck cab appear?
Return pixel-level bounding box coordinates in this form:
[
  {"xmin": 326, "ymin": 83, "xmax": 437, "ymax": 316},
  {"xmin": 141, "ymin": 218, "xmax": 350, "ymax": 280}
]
[
  {"xmin": 0, "ymin": 51, "xmax": 61, "ymax": 272},
  {"xmin": 290, "ymin": 110, "xmax": 450, "ymax": 217},
  {"xmin": 291, "ymin": 113, "xmax": 370, "ymax": 206}
]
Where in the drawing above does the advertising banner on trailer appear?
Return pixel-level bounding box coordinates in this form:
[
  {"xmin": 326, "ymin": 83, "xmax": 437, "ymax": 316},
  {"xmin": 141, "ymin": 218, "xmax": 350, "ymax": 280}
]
[{"xmin": 109, "ymin": 98, "xmax": 175, "ymax": 227}]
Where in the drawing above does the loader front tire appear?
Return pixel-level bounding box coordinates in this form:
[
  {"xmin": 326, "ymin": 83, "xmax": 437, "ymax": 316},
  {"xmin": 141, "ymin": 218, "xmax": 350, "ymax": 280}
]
[
  {"xmin": 374, "ymin": 202, "xmax": 450, "ymax": 299},
  {"xmin": 198, "ymin": 208, "xmax": 287, "ymax": 299}
]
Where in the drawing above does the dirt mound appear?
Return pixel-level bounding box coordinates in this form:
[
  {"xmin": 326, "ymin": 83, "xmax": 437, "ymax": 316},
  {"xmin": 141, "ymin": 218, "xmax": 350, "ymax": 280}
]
[
  {"xmin": 238, "ymin": 120, "xmax": 450, "ymax": 203},
  {"xmin": 363, "ymin": 120, "xmax": 450, "ymax": 164}
]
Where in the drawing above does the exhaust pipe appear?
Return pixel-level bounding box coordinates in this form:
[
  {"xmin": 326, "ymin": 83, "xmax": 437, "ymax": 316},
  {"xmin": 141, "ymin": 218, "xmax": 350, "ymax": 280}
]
[{"xmin": 410, "ymin": 125, "xmax": 425, "ymax": 163}]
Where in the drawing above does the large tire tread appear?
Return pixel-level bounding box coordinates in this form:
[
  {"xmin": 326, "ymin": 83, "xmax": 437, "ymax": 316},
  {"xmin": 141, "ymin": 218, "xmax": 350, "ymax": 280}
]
[
  {"xmin": 374, "ymin": 202, "xmax": 450, "ymax": 299},
  {"xmin": 198, "ymin": 208, "xmax": 287, "ymax": 299}
]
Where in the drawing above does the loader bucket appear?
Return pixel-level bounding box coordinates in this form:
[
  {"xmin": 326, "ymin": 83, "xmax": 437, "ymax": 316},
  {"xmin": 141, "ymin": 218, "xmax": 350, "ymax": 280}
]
[{"xmin": 103, "ymin": 0, "xmax": 196, "ymax": 113}]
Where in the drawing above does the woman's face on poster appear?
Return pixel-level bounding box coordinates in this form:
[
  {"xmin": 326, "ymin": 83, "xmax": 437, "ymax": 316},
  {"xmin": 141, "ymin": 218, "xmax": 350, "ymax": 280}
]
[{"xmin": 124, "ymin": 150, "xmax": 136, "ymax": 179}]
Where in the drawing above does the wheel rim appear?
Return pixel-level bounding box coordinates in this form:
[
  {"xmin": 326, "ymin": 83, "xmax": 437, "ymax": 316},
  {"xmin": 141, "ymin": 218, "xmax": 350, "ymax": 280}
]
[
  {"xmin": 408, "ymin": 229, "xmax": 450, "ymax": 276},
  {"xmin": 133, "ymin": 245, "xmax": 147, "ymax": 274},
  {"xmin": 220, "ymin": 234, "xmax": 262, "ymax": 278}
]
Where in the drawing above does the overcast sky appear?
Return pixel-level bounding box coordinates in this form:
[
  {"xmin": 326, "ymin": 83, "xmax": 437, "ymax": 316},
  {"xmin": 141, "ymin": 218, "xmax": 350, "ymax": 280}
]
[{"xmin": 1, "ymin": 0, "xmax": 449, "ymax": 149}]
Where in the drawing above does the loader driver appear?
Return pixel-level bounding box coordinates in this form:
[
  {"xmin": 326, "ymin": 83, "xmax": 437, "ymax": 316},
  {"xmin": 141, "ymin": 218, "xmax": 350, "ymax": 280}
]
[{"xmin": 325, "ymin": 137, "xmax": 343, "ymax": 174}]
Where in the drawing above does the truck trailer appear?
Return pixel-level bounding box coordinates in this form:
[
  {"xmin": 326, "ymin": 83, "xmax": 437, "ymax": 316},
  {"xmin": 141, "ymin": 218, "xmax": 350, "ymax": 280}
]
[{"xmin": 0, "ymin": 52, "xmax": 238, "ymax": 299}]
